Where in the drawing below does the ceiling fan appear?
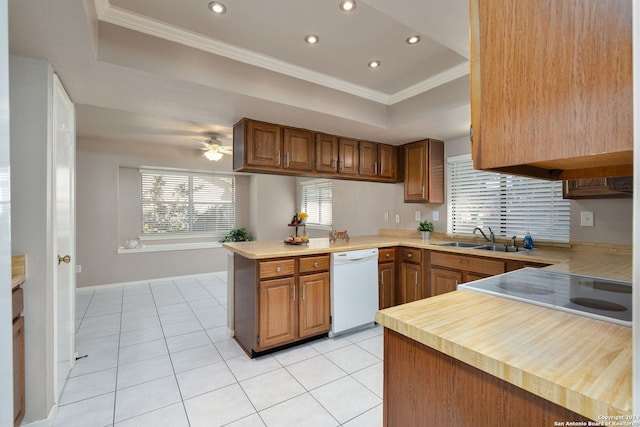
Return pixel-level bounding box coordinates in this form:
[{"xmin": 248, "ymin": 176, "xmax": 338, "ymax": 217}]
[{"xmin": 199, "ymin": 133, "xmax": 233, "ymax": 161}]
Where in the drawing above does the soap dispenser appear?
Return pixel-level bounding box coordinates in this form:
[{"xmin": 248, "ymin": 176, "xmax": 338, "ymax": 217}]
[{"xmin": 523, "ymin": 232, "xmax": 533, "ymax": 250}]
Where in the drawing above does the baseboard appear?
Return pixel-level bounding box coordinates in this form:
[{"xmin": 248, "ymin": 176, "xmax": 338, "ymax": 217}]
[
  {"xmin": 77, "ymin": 271, "xmax": 226, "ymax": 292},
  {"xmin": 20, "ymin": 404, "xmax": 57, "ymax": 427}
]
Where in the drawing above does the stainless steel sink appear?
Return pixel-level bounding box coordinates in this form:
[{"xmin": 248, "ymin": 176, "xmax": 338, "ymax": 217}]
[
  {"xmin": 475, "ymin": 244, "xmax": 524, "ymax": 253},
  {"xmin": 435, "ymin": 241, "xmax": 528, "ymax": 252},
  {"xmin": 435, "ymin": 241, "xmax": 483, "ymax": 248}
]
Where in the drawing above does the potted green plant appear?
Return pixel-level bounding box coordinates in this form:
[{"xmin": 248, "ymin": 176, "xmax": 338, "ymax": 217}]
[
  {"xmin": 417, "ymin": 220, "xmax": 434, "ymax": 240},
  {"xmin": 219, "ymin": 227, "xmax": 254, "ymax": 243}
]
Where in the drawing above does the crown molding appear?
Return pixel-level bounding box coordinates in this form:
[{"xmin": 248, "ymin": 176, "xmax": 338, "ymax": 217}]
[
  {"xmin": 388, "ymin": 61, "xmax": 469, "ymax": 105},
  {"xmin": 94, "ymin": 0, "xmax": 469, "ymax": 106}
]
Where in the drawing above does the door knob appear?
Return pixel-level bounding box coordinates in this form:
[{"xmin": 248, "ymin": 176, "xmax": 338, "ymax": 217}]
[{"xmin": 58, "ymin": 255, "xmax": 71, "ymax": 265}]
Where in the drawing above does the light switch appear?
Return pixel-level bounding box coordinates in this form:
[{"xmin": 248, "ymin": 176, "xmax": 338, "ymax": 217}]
[
  {"xmin": 432, "ymin": 211, "xmax": 440, "ymax": 222},
  {"xmin": 580, "ymin": 211, "xmax": 594, "ymax": 227},
  {"xmin": 384, "ymin": 212, "xmax": 389, "ymax": 221},
  {"xmin": 415, "ymin": 211, "xmax": 421, "ymax": 221},
  {"xmin": 395, "ymin": 214, "xmax": 401, "ymax": 223}
]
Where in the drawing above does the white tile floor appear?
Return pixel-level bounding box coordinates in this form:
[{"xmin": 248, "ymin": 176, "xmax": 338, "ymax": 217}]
[{"xmin": 55, "ymin": 272, "xmax": 383, "ymax": 427}]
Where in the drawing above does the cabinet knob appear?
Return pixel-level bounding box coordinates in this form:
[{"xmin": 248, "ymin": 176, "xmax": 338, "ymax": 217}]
[
  {"xmin": 407, "ymin": 253, "xmax": 412, "ymax": 258},
  {"xmin": 457, "ymin": 259, "xmax": 468, "ymax": 263},
  {"xmin": 313, "ymin": 262, "xmax": 319, "ymax": 267},
  {"xmin": 276, "ymin": 266, "xmax": 281, "ymax": 272}
]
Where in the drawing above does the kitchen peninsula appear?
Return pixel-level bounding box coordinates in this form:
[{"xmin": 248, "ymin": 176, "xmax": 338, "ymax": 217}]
[{"xmin": 224, "ymin": 233, "xmax": 632, "ymax": 422}]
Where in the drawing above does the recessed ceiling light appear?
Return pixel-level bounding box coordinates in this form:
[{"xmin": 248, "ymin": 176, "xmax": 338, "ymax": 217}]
[
  {"xmin": 208, "ymin": 2, "xmax": 226, "ymax": 14},
  {"xmin": 305, "ymin": 34, "xmax": 319, "ymax": 44},
  {"xmin": 406, "ymin": 35, "xmax": 421, "ymax": 45},
  {"xmin": 368, "ymin": 60, "xmax": 381, "ymax": 69},
  {"xmin": 339, "ymin": 1, "xmax": 356, "ymax": 12}
]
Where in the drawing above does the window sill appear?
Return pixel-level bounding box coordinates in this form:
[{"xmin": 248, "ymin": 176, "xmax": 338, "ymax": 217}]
[{"xmin": 117, "ymin": 241, "xmax": 222, "ymax": 254}]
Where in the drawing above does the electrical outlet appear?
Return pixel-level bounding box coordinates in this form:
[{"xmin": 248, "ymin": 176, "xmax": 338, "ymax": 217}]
[
  {"xmin": 580, "ymin": 211, "xmax": 594, "ymax": 227},
  {"xmin": 395, "ymin": 214, "xmax": 401, "ymax": 223},
  {"xmin": 432, "ymin": 211, "xmax": 440, "ymax": 222},
  {"xmin": 415, "ymin": 211, "xmax": 421, "ymax": 221},
  {"xmin": 75, "ymin": 265, "xmax": 82, "ymax": 273},
  {"xmin": 384, "ymin": 212, "xmax": 389, "ymax": 221}
]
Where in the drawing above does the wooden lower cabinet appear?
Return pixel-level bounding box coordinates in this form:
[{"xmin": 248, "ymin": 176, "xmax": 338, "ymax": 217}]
[
  {"xmin": 430, "ymin": 267, "xmax": 461, "ymax": 296},
  {"xmin": 383, "ymin": 329, "xmax": 591, "ymax": 426},
  {"xmin": 298, "ymin": 272, "xmax": 330, "ymax": 338},
  {"xmin": 258, "ymin": 277, "xmax": 296, "ymax": 349},
  {"xmin": 378, "ymin": 248, "xmax": 396, "ymax": 309},
  {"xmin": 235, "ymin": 254, "xmax": 331, "ymax": 356},
  {"xmin": 429, "ymin": 251, "xmax": 505, "ymax": 297},
  {"xmin": 400, "ymin": 262, "xmax": 422, "ymax": 304},
  {"xmin": 13, "ymin": 316, "xmax": 25, "ymax": 427}
]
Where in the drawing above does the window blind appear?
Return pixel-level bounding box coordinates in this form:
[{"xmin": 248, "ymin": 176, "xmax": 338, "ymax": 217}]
[
  {"xmin": 447, "ymin": 155, "xmax": 570, "ymax": 242},
  {"xmin": 301, "ymin": 179, "xmax": 332, "ymax": 227},
  {"xmin": 140, "ymin": 170, "xmax": 235, "ymax": 237}
]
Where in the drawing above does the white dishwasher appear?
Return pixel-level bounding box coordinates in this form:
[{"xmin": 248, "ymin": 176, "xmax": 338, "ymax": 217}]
[{"xmin": 330, "ymin": 248, "xmax": 379, "ymax": 337}]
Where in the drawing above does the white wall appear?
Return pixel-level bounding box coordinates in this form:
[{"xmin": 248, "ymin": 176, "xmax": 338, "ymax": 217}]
[
  {"xmin": 9, "ymin": 55, "xmax": 56, "ymax": 423},
  {"xmin": 0, "ymin": 2, "xmax": 13, "ymax": 425},
  {"xmin": 75, "ymin": 137, "xmax": 252, "ymax": 287}
]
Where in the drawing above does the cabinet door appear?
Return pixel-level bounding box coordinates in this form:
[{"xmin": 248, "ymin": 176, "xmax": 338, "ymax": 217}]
[
  {"xmin": 298, "ymin": 272, "xmax": 331, "ymax": 338},
  {"xmin": 283, "ymin": 128, "xmax": 314, "ymax": 172},
  {"xmin": 462, "ymin": 272, "xmax": 490, "ymax": 284},
  {"xmin": 400, "ymin": 262, "xmax": 422, "ymax": 304},
  {"xmin": 430, "ymin": 267, "xmax": 462, "ymax": 297},
  {"xmin": 316, "ymin": 133, "xmax": 338, "ymax": 173},
  {"xmin": 378, "ymin": 262, "xmax": 396, "ymax": 309},
  {"xmin": 246, "ymin": 121, "xmax": 282, "ymax": 168},
  {"xmin": 404, "ymin": 139, "xmax": 444, "ymax": 203},
  {"xmin": 470, "ymin": 0, "xmax": 632, "ymax": 178},
  {"xmin": 258, "ymin": 277, "xmax": 296, "ymax": 349},
  {"xmin": 563, "ymin": 177, "xmax": 633, "ymax": 199},
  {"xmin": 378, "ymin": 143, "xmax": 397, "ymax": 180},
  {"xmin": 13, "ymin": 316, "xmax": 25, "ymax": 427},
  {"xmin": 338, "ymin": 138, "xmax": 359, "ymax": 175},
  {"xmin": 359, "ymin": 141, "xmax": 377, "ymax": 177}
]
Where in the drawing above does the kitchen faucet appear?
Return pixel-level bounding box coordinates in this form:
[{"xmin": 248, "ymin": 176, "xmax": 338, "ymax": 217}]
[{"xmin": 473, "ymin": 227, "xmax": 495, "ymax": 243}]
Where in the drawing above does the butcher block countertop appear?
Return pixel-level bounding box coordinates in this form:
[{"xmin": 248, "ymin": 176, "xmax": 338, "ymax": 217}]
[
  {"xmin": 12, "ymin": 255, "xmax": 26, "ymax": 289},
  {"xmin": 225, "ymin": 231, "xmax": 632, "ymax": 419},
  {"xmin": 375, "ymin": 290, "xmax": 632, "ymax": 420}
]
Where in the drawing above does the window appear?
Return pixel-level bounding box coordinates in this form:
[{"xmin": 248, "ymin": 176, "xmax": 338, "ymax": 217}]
[
  {"xmin": 300, "ymin": 179, "xmax": 332, "ymax": 227},
  {"xmin": 140, "ymin": 169, "xmax": 235, "ymax": 238},
  {"xmin": 447, "ymin": 155, "xmax": 570, "ymax": 242}
]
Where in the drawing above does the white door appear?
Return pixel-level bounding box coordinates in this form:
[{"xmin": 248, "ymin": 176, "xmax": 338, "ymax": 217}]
[{"xmin": 53, "ymin": 74, "xmax": 75, "ymax": 399}]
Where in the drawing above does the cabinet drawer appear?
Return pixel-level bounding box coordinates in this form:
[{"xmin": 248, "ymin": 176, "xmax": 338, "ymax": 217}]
[
  {"xmin": 259, "ymin": 259, "xmax": 295, "ymax": 279},
  {"xmin": 401, "ymin": 248, "xmax": 422, "ymax": 263},
  {"xmin": 379, "ymin": 248, "xmax": 396, "ymax": 262},
  {"xmin": 431, "ymin": 252, "xmax": 505, "ymax": 276},
  {"xmin": 12, "ymin": 287, "xmax": 24, "ymax": 320},
  {"xmin": 299, "ymin": 255, "xmax": 330, "ymax": 274}
]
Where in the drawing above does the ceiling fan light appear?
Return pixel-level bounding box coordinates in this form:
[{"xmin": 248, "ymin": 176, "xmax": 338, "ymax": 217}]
[{"xmin": 204, "ymin": 149, "xmax": 224, "ymax": 161}]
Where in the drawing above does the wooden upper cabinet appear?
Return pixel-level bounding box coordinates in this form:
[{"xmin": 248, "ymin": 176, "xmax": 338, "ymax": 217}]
[
  {"xmin": 338, "ymin": 138, "xmax": 359, "ymax": 175},
  {"xmin": 469, "ymin": 0, "xmax": 632, "ymax": 180},
  {"xmin": 378, "ymin": 143, "xmax": 398, "ymax": 180},
  {"xmin": 283, "ymin": 128, "xmax": 314, "ymax": 172},
  {"xmin": 563, "ymin": 177, "xmax": 633, "ymax": 199},
  {"xmin": 358, "ymin": 141, "xmax": 399, "ymax": 180},
  {"xmin": 244, "ymin": 120, "xmax": 282, "ymax": 169},
  {"xmin": 359, "ymin": 141, "xmax": 377, "ymax": 177},
  {"xmin": 404, "ymin": 139, "xmax": 444, "ymax": 203},
  {"xmin": 316, "ymin": 133, "xmax": 339, "ymax": 173}
]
